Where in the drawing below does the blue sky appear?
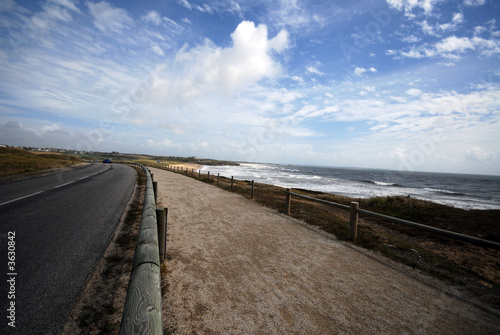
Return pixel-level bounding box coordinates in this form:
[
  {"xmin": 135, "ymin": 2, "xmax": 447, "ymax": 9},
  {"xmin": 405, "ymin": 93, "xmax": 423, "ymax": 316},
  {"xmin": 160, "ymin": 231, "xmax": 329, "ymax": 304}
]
[{"xmin": 0, "ymin": 0, "xmax": 499, "ymax": 175}]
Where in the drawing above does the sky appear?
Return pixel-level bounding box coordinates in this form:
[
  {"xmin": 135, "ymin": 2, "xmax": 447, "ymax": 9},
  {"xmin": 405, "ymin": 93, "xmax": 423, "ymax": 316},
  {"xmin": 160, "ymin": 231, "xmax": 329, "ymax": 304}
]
[{"xmin": 0, "ymin": 0, "xmax": 499, "ymax": 175}]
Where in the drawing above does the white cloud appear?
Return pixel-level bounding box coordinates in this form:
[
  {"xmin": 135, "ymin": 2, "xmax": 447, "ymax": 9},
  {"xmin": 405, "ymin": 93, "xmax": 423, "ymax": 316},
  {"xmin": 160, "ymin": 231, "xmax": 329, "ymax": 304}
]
[
  {"xmin": 353, "ymin": 67, "xmax": 377, "ymax": 77},
  {"xmin": 436, "ymin": 12, "xmax": 464, "ymax": 32},
  {"xmin": 474, "ymin": 25, "xmax": 487, "ymax": 35},
  {"xmin": 273, "ymin": 123, "xmax": 322, "ymax": 137},
  {"xmin": 169, "ymin": 21, "xmax": 288, "ymax": 97},
  {"xmin": 151, "ymin": 43, "xmax": 165, "ymax": 56},
  {"xmin": 406, "ymin": 88, "xmax": 423, "ymax": 96},
  {"xmin": 466, "ymin": 147, "xmax": 495, "ymax": 162},
  {"xmin": 418, "ymin": 13, "xmax": 464, "ymax": 37},
  {"xmin": 402, "ymin": 35, "xmax": 421, "ymax": 43},
  {"xmin": 386, "ymin": 0, "xmax": 440, "ymax": 14},
  {"xmin": 87, "ymin": 1, "xmax": 133, "ymax": 33},
  {"xmin": 395, "ymin": 35, "xmax": 500, "ymax": 59},
  {"xmin": 142, "ymin": 11, "xmax": 162, "ymax": 25},
  {"xmin": 145, "ymin": 138, "xmax": 180, "ymax": 149},
  {"xmin": 178, "ymin": 0, "xmax": 192, "ymax": 10},
  {"xmin": 306, "ymin": 66, "xmax": 324, "ymax": 75},
  {"xmin": 452, "ymin": 12, "xmax": 464, "ymax": 25},
  {"xmin": 0, "ymin": 119, "xmax": 110, "ymax": 151},
  {"xmin": 40, "ymin": 123, "xmax": 62, "ymax": 133},
  {"xmin": 314, "ymin": 85, "xmax": 500, "ymax": 174},
  {"xmin": 464, "ymin": 0, "xmax": 486, "ymax": 7},
  {"xmin": 435, "ymin": 36, "xmax": 474, "ymax": 53},
  {"xmin": 18, "ymin": 0, "xmax": 80, "ymax": 34},
  {"xmin": 177, "ymin": 0, "xmax": 242, "ymax": 16},
  {"xmin": 354, "ymin": 67, "xmax": 366, "ymax": 76},
  {"xmin": 49, "ymin": 0, "xmax": 80, "ymax": 13},
  {"xmin": 285, "ymin": 104, "xmax": 338, "ymax": 122},
  {"xmin": 419, "ymin": 20, "xmax": 437, "ymax": 36},
  {"xmin": 266, "ymin": 0, "xmax": 329, "ymax": 32},
  {"xmin": 359, "ymin": 85, "xmax": 376, "ymax": 96},
  {"xmin": 194, "ymin": 4, "xmax": 212, "ymax": 13},
  {"xmin": 163, "ymin": 17, "xmax": 182, "ymax": 31}
]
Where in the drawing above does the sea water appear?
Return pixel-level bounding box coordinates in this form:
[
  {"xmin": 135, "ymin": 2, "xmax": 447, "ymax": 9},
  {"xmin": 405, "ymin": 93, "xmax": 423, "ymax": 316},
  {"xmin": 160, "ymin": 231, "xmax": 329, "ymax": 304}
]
[{"xmin": 201, "ymin": 163, "xmax": 500, "ymax": 210}]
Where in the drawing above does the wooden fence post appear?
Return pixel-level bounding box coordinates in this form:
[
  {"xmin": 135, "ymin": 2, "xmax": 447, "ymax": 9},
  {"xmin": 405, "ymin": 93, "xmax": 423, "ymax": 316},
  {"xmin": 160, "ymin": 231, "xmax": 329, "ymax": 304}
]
[
  {"xmin": 164, "ymin": 208, "xmax": 168, "ymax": 259},
  {"xmin": 349, "ymin": 202, "xmax": 359, "ymax": 241},
  {"xmin": 285, "ymin": 188, "xmax": 291, "ymax": 215},
  {"xmin": 199, "ymin": 170, "xmax": 201, "ymax": 178},
  {"xmin": 153, "ymin": 181, "xmax": 158, "ymax": 203},
  {"xmin": 231, "ymin": 176, "xmax": 234, "ymax": 191},
  {"xmin": 251, "ymin": 180, "xmax": 254, "ymax": 198},
  {"xmin": 217, "ymin": 173, "xmax": 220, "ymax": 185},
  {"xmin": 208, "ymin": 171, "xmax": 210, "ymax": 180},
  {"xmin": 156, "ymin": 208, "xmax": 166, "ymax": 262}
]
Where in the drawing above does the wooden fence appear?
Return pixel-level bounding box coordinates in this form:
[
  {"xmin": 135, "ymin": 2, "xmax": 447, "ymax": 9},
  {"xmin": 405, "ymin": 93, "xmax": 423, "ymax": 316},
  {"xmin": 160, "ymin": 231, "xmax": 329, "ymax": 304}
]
[
  {"xmin": 120, "ymin": 163, "xmax": 166, "ymax": 335},
  {"xmin": 147, "ymin": 162, "xmax": 255, "ymax": 198},
  {"xmin": 285, "ymin": 189, "xmax": 500, "ymax": 250},
  {"xmin": 144, "ymin": 162, "xmax": 500, "ymax": 250}
]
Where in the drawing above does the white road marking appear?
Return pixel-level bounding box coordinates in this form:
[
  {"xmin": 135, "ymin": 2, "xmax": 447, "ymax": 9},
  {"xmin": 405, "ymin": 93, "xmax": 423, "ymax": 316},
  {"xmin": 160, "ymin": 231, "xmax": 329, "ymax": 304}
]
[
  {"xmin": 0, "ymin": 191, "xmax": 44, "ymax": 206},
  {"xmin": 54, "ymin": 181, "xmax": 75, "ymax": 189},
  {"xmin": 0, "ymin": 165, "xmax": 111, "ymax": 206}
]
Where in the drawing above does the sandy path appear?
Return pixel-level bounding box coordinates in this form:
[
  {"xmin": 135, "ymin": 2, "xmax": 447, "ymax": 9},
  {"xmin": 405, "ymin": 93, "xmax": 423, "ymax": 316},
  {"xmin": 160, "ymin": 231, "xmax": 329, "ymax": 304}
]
[{"xmin": 152, "ymin": 168, "xmax": 500, "ymax": 334}]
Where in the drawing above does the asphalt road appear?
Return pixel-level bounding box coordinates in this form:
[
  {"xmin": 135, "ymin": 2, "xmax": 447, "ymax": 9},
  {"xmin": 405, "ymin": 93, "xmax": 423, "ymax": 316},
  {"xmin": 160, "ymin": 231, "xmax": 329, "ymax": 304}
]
[{"xmin": 0, "ymin": 163, "xmax": 137, "ymax": 334}]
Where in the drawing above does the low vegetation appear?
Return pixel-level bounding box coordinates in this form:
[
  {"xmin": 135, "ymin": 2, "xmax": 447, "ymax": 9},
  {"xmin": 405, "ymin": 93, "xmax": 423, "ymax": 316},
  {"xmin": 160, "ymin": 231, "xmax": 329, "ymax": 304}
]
[
  {"xmin": 0, "ymin": 147, "xmax": 238, "ymax": 178},
  {"xmin": 0, "ymin": 147, "xmax": 82, "ymax": 176}
]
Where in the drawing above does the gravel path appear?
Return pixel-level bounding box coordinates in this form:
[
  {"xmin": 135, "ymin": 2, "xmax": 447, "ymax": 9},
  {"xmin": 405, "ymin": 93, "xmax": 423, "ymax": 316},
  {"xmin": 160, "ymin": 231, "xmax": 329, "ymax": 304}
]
[{"xmin": 153, "ymin": 168, "xmax": 500, "ymax": 334}]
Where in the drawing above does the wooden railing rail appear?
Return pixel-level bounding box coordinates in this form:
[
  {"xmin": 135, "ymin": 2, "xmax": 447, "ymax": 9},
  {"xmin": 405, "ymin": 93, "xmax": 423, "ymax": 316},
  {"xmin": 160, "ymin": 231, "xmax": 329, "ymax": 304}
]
[
  {"xmin": 285, "ymin": 188, "xmax": 500, "ymax": 250},
  {"xmin": 120, "ymin": 163, "xmax": 163, "ymax": 335}
]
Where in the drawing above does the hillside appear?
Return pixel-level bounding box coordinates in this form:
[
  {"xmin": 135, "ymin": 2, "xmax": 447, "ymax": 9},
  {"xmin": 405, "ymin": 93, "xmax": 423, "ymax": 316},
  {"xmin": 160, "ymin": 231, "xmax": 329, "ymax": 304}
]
[{"xmin": 0, "ymin": 147, "xmax": 82, "ymax": 176}]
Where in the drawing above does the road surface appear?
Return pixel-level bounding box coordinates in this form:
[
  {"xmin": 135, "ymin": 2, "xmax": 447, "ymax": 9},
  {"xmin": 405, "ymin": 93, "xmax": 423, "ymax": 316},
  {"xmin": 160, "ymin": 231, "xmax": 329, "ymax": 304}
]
[{"xmin": 0, "ymin": 163, "xmax": 136, "ymax": 334}]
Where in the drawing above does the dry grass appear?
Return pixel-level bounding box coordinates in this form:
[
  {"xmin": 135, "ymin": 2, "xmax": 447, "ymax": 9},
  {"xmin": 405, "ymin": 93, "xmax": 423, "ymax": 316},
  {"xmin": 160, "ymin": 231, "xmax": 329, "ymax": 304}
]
[{"xmin": 0, "ymin": 147, "xmax": 82, "ymax": 176}]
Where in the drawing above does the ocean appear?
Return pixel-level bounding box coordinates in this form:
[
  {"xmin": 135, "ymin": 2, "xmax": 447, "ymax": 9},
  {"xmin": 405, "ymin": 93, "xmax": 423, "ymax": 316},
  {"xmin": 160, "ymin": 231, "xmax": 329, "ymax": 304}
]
[{"xmin": 201, "ymin": 163, "xmax": 500, "ymax": 210}]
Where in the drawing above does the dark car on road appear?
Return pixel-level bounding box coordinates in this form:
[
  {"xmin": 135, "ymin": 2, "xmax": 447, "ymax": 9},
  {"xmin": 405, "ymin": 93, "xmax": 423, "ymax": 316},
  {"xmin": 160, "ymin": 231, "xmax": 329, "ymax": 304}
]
[{"xmin": 103, "ymin": 159, "xmax": 111, "ymax": 163}]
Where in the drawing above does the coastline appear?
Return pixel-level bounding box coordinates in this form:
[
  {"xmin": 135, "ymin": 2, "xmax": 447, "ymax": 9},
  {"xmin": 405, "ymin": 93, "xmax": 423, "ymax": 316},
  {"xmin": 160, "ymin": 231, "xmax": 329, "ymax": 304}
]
[
  {"xmin": 169, "ymin": 163, "xmax": 202, "ymax": 171},
  {"xmin": 143, "ymin": 161, "xmax": 500, "ymax": 301},
  {"xmin": 200, "ymin": 162, "xmax": 500, "ymax": 211}
]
